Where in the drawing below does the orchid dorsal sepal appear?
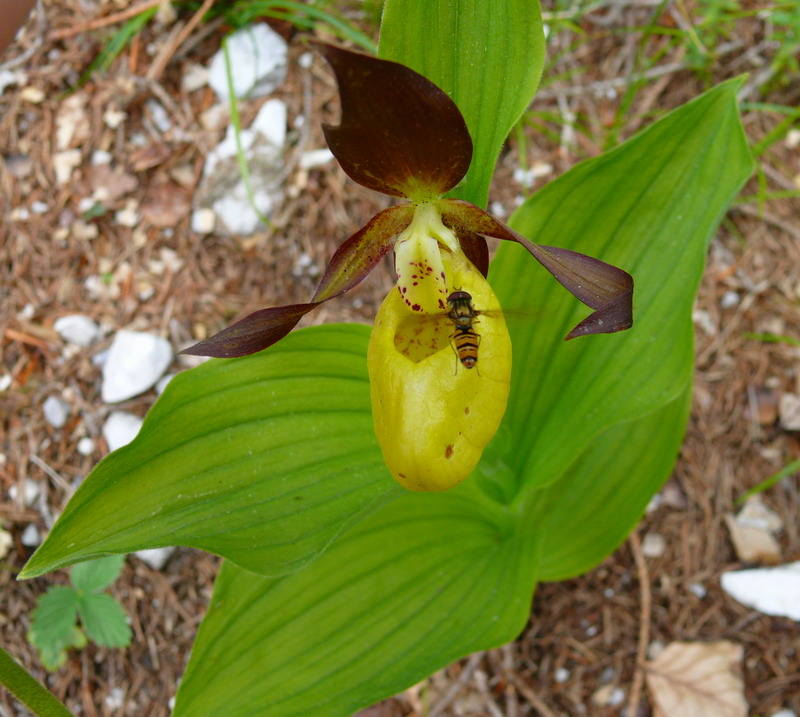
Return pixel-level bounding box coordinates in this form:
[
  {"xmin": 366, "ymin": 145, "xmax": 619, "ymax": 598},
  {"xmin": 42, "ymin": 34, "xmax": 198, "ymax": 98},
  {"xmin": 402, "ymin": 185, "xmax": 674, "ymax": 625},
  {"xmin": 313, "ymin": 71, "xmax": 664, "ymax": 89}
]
[
  {"xmin": 313, "ymin": 42, "xmax": 473, "ymax": 203},
  {"xmin": 438, "ymin": 199, "xmax": 634, "ymax": 338}
]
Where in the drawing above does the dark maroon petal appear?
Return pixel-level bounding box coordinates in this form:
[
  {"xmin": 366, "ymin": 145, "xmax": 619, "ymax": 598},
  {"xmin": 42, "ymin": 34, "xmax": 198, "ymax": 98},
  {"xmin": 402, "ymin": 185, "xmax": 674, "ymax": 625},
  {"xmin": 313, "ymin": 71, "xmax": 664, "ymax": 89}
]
[
  {"xmin": 314, "ymin": 42, "xmax": 472, "ymax": 201},
  {"xmin": 439, "ymin": 199, "xmax": 634, "ymax": 339},
  {"xmin": 448, "ymin": 227, "xmax": 489, "ymax": 278},
  {"xmin": 313, "ymin": 204, "xmax": 413, "ymax": 302},
  {"xmin": 182, "ymin": 303, "xmax": 319, "ymax": 358}
]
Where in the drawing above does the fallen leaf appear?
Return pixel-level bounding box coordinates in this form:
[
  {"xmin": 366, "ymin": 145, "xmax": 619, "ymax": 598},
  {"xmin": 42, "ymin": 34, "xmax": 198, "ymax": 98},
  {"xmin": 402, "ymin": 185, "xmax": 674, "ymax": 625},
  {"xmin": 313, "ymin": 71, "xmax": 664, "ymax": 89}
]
[
  {"xmin": 141, "ymin": 180, "xmax": 190, "ymax": 227},
  {"xmin": 645, "ymin": 641, "xmax": 747, "ymax": 717},
  {"xmin": 89, "ymin": 164, "xmax": 138, "ymax": 202},
  {"xmin": 130, "ymin": 143, "xmax": 172, "ymax": 172}
]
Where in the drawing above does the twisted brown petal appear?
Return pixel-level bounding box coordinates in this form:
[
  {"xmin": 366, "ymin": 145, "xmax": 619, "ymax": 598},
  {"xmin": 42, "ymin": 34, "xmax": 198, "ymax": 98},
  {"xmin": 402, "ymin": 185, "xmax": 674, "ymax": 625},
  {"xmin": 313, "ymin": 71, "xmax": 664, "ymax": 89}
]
[
  {"xmin": 439, "ymin": 199, "xmax": 634, "ymax": 339},
  {"xmin": 184, "ymin": 205, "xmax": 414, "ymax": 358}
]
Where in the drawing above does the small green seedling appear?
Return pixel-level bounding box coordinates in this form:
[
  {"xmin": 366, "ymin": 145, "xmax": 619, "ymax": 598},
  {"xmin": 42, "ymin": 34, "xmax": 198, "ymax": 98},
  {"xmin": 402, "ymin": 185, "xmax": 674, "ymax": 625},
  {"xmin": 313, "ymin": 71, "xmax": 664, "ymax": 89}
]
[{"xmin": 27, "ymin": 555, "xmax": 130, "ymax": 670}]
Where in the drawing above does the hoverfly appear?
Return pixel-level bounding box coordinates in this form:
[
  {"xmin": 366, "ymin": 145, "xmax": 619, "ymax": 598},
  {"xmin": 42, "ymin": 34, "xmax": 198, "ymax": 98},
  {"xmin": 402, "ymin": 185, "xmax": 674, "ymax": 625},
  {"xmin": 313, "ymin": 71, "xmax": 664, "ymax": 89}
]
[
  {"xmin": 445, "ymin": 290, "xmax": 481, "ymax": 370},
  {"xmin": 393, "ymin": 288, "xmax": 527, "ymax": 374}
]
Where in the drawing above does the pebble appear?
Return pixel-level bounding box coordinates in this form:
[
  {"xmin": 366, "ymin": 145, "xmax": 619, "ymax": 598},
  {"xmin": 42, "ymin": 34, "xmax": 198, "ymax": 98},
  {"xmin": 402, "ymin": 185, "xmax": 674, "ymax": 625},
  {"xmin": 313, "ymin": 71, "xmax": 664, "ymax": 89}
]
[
  {"xmin": 145, "ymin": 99, "xmax": 171, "ymax": 133},
  {"xmin": 190, "ymin": 208, "xmax": 215, "ymax": 234},
  {"xmin": 31, "ymin": 201, "xmax": 48, "ymax": 214},
  {"xmin": 554, "ymin": 667, "xmax": 570, "ymax": 683},
  {"xmin": 181, "ymin": 63, "xmax": 209, "ymax": 93},
  {"xmin": 721, "ymin": 562, "xmax": 800, "ymax": 620},
  {"xmin": 77, "ymin": 437, "xmax": 95, "ymax": 456},
  {"xmin": 102, "ymin": 411, "xmax": 144, "ymax": 452},
  {"xmin": 52, "ymin": 149, "xmax": 82, "ymax": 185},
  {"xmin": 0, "ymin": 70, "xmax": 24, "ymax": 95},
  {"xmin": 91, "ymin": 149, "xmax": 112, "ymax": 165},
  {"xmin": 196, "ymin": 99, "xmax": 287, "ymax": 235},
  {"xmin": 0, "ymin": 374, "xmax": 11, "ymax": 392},
  {"xmin": 104, "ymin": 687, "xmax": 125, "ymax": 711},
  {"xmin": 688, "ymin": 582, "xmax": 707, "ymax": 598},
  {"xmin": 102, "ymin": 330, "xmax": 173, "ymax": 403},
  {"xmin": 21, "ymin": 524, "xmax": 41, "ymax": 547},
  {"xmin": 642, "ymin": 532, "xmax": 666, "ymax": 557},
  {"xmin": 8, "ymin": 479, "xmax": 41, "ymax": 506},
  {"xmin": 299, "ymin": 148, "xmax": 334, "ymax": 170},
  {"xmin": 0, "ymin": 529, "xmax": 12, "ymax": 559},
  {"xmin": 779, "ymin": 394, "xmax": 800, "ymax": 431},
  {"xmin": 720, "ymin": 290, "xmax": 740, "ymax": 309},
  {"xmin": 134, "ymin": 547, "xmax": 175, "ymax": 571},
  {"xmin": 208, "ymin": 24, "xmax": 287, "ymax": 102},
  {"xmin": 771, "ymin": 710, "xmax": 798, "ymax": 717},
  {"xmin": 55, "ymin": 314, "xmax": 101, "ymax": 346},
  {"xmin": 43, "ymin": 395, "xmax": 70, "ymax": 428}
]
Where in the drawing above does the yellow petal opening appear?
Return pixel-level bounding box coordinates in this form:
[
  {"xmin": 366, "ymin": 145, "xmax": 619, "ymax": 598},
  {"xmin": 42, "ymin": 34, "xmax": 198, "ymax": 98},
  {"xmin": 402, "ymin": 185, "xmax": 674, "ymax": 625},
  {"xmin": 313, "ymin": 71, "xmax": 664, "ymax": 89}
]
[{"xmin": 368, "ymin": 248, "xmax": 512, "ymax": 491}]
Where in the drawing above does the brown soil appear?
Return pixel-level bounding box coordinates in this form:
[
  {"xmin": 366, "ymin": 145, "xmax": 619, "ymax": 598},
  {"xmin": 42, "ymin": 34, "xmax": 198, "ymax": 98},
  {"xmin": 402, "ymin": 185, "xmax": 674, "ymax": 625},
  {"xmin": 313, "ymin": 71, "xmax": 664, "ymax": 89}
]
[{"xmin": 1, "ymin": 1, "xmax": 799, "ymax": 715}]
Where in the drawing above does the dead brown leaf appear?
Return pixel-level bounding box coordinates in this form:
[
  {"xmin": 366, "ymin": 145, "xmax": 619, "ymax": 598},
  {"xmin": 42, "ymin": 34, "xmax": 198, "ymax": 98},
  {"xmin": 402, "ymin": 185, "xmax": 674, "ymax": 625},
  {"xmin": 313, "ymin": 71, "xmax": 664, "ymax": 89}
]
[
  {"xmin": 89, "ymin": 164, "xmax": 139, "ymax": 202},
  {"xmin": 140, "ymin": 180, "xmax": 191, "ymax": 227},
  {"xmin": 645, "ymin": 641, "xmax": 748, "ymax": 717},
  {"xmin": 130, "ymin": 143, "xmax": 173, "ymax": 172}
]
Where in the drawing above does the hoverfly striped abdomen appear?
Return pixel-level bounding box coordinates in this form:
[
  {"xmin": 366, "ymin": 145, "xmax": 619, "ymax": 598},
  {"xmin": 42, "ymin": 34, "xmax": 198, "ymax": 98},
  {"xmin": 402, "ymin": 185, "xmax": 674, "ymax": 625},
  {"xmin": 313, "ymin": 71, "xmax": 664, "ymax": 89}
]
[{"xmin": 446, "ymin": 291, "xmax": 481, "ymax": 370}]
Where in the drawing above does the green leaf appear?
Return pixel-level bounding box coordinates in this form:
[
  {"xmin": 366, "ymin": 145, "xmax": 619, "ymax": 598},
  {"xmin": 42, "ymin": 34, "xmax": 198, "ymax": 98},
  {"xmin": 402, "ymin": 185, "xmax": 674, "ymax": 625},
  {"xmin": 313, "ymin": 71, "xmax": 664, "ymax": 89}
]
[
  {"xmin": 488, "ymin": 77, "xmax": 753, "ymax": 496},
  {"xmin": 379, "ymin": 0, "xmax": 545, "ymax": 207},
  {"xmin": 27, "ymin": 587, "xmax": 80, "ymax": 670},
  {"xmin": 531, "ymin": 386, "xmax": 692, "ymax": 581},
  {"xmin": 71, "ymin": 555, "xmax": 126, "ymax": 593},
  {"xmin": 0, "ymin": 646, "xmax": 73, "ymax": 716},
  {"xmin": 20, "ymin": 325, "xmax": 400, "ymax": 579},
  {"xmin": 173, "ymin": 488, "xmax": 538, "ymax": 716},
  {"xmin": 77, "ymin": 593, "xmax": 131, "ymax": 648}
]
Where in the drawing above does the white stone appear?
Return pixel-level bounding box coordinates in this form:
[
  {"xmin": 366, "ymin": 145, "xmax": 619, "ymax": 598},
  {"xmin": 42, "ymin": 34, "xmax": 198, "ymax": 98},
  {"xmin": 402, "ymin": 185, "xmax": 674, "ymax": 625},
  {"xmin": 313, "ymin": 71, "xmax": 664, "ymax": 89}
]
[
  {"xmin": 134, "ymin": 546, "xmax": 175, "ymax": 570},
  {"xmin": 182, "ymin": 63, "xmax": 209, "ymax": 93},
  {"xmin": 786, "ymin": 129, "xmax": 800, "ymax": 149},
  {"xmin": 720, "ymin": 290, "xmax": 740, "ymax": 309},
  {"xmin": 688, "ymin": 582, "xmax": 707, "ymax": 599},
  {"xmin": 721, "ymin": 562, "xmax": 800, "ymax": 620},
  {"xmin": 21, "ymin": 86, "xmax": 45, "ymax": 103},
  {"xmin": 299, "ymin": 148, "xmax": 334, "ymax": 170},
  {"xmin": 53, "ymin": 149, "xmax": 82, "ymax": 185},
  {"xmin": 191, "ymin": 208, "xmax": 215, "ymax": 234},
  {"xmin": 8, "ymin": 479, "xmax": 41, "ymax": 506},
  {"xmin": 43, "ymin": 396, "xmax": 70, "ymax": 428},
  {"xmin": 104, "ymin": 687, "xmax": 125, "ymax": 711},
  {"xmin": 31, "ymin": 201, "xmax": 48, "ymax": 214},
  {"xmin": 55, "ymin": 314, "xmax": 101, "ymax": 346},
  {"xmin": 77, "ymin": 437, "xmax": 95, "ymax": 456},
  {"xmin": 779, "ymin": 394, "xmax": 800, "ymax": 431},
  {"xmin": 102, "ymin": 331, "xmax": 173, "ymax": 403},
  {"xmin": 0, "ymin": 374, "xmax": 11, "ymax": 392},
  {"xmin": 0, "ymin": 70, "xmax": 24, "ymax": 95},
  {"xmin": 103, "ymin": 411, "xmax": 144, "ymax": 452},
  {"xmin": 21, "ymin": 524, "xmax": 41, "ymax": 547},
  {"xmin": 103, "ymin": 108, "xmax": 127, "ymax": 129},
  {"xmin": 145, "ymin": 99, "xmax": 171, "ymax": 133},
  {"xmin": 554, "ymin": 667, "xmax": 570, "ymax": 683},
  {"xmin": 208, "ymin": 24, "xmax": 287, "ymax": 102},
  {"xmin": 91, "ymin": 149, "xmax": 112, "ymax": 165},
  {"xmin": 197, "ymin": 99, "xmax": 286, "ymax": 235},
  {"xmin": 771, "ymin": 710, "xmax": 797, "ymax": 717},
  {"xmin": 642, "ymin": 532, "xmax": 666, "ymax": 557},
  {"xmin": 0, "ymin": 529, "xmax": 12, "ymax": 559}
]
